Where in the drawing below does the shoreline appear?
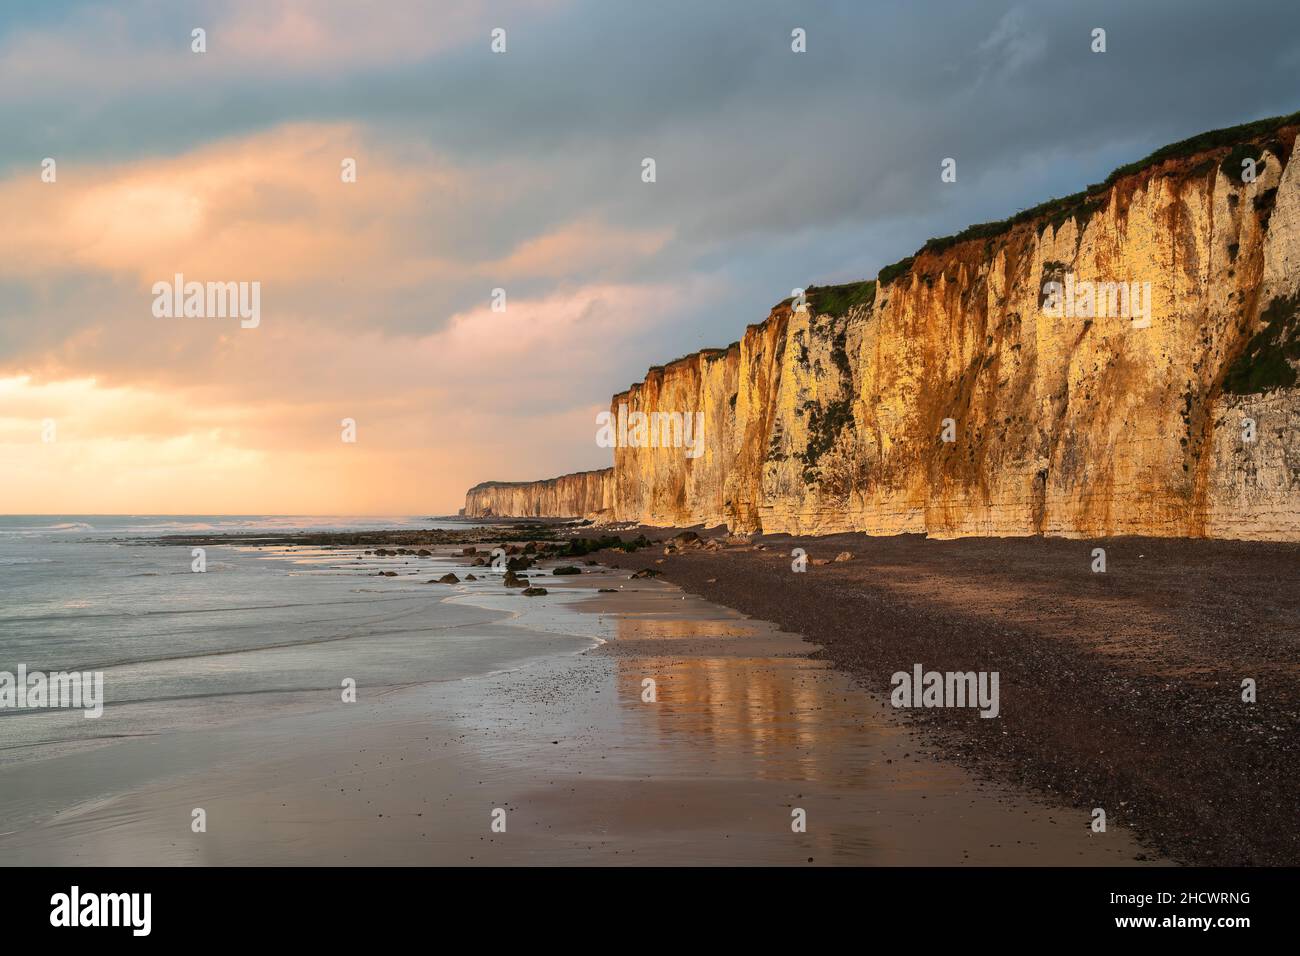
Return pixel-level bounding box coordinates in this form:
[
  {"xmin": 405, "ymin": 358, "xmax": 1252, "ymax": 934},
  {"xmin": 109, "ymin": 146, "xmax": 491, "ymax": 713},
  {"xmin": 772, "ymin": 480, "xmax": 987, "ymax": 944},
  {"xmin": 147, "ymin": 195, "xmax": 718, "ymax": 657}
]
[
  {"xmin": 593, "ymin": 527, "xmax": 1300, "ymax": 866},
  {"xmin": 95, "ymin": 518, "xmax": 1300, "ymax": 863},
  {"xmin": 0, "ymin": 532, "xmax": 1158, "ymax": 865}
]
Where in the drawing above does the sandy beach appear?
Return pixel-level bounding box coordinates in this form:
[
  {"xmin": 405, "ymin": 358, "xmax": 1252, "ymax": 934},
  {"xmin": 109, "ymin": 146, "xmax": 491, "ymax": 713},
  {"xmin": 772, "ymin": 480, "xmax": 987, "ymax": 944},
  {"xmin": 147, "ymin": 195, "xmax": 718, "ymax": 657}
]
[{"xmin": 0, "ymin": 537, "xmax": 1157, "ymax": 866}]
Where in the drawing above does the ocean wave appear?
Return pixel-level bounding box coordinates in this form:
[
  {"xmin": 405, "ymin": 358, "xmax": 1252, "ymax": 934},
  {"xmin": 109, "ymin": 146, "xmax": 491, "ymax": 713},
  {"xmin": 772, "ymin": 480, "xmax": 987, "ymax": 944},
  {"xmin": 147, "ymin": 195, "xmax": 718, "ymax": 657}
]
[{"xmin": 0, "ymin": 521, "xmax": 95, "ymax": 535}]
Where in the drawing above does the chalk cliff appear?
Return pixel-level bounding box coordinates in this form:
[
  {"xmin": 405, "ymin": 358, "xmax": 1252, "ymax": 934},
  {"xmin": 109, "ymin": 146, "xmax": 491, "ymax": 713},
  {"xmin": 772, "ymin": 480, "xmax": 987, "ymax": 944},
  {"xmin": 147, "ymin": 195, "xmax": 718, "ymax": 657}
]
[
  {"xmin": 467, "ymin": 112, "xmax": 1300, "ymax": 540},
  {"xmin": 464, "ymin": 468, "xmax": 614, "ymax": 519}
]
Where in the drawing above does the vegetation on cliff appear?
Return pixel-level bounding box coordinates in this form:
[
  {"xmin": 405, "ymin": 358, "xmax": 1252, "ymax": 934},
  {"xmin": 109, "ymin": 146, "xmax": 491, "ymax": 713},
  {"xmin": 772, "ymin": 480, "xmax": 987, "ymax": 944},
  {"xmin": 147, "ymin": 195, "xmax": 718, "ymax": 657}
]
[
  {"xmin": 875, "ymin": 108, "xmax": 1300, "ymax": 287},
  {"xmin": 1223, "ymin": 294, "xmax": 1300, "ymax": 395}
]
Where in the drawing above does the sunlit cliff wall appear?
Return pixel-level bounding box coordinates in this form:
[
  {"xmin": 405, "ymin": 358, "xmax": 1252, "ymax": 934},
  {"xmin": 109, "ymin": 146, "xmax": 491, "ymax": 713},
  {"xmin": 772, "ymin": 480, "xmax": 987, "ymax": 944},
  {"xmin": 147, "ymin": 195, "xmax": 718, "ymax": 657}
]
[
  {"xmin": 463, "ymin": 468, "xmax": 614, "ymax": 519},
  {"xmin": 468, "ymin": 116, "xmax": 1300, "ymax": 540}
]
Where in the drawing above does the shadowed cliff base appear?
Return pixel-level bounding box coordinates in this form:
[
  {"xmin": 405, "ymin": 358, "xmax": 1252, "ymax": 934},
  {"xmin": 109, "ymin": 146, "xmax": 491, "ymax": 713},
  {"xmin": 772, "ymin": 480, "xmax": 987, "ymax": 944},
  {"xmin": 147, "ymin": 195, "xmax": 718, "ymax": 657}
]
[{"xmin": 589, "ymin": 528, "xmax": 1300, "ymax": 865}]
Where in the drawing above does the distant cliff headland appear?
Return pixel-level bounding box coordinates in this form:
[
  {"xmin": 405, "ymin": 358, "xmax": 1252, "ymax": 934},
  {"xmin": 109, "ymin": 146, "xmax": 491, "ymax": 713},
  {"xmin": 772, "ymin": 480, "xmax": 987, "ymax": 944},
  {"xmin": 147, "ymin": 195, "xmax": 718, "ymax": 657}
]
[{"xmin": 467, "ymin": 111, "xmax": 1300, "ymax": 540}]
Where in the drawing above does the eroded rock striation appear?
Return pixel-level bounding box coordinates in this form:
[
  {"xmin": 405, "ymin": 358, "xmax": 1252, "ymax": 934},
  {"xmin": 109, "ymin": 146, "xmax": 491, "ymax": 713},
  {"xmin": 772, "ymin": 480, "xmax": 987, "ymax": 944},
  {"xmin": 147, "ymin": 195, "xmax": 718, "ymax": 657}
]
[{"xmin": 467, "ymin": 113, "xmax": 1300, "ymax": 540}]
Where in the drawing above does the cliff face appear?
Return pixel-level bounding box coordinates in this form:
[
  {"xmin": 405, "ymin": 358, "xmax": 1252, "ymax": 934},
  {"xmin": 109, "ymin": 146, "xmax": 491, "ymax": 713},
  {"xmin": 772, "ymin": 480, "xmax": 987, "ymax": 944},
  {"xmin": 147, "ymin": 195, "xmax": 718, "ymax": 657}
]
[
  {"xmin": 464, "ymin": 468, "xmax": 614, "ymax": 519},
  {"xmin": 468, "ymin": 114, "xmax": 1300, "ymax": 540}
]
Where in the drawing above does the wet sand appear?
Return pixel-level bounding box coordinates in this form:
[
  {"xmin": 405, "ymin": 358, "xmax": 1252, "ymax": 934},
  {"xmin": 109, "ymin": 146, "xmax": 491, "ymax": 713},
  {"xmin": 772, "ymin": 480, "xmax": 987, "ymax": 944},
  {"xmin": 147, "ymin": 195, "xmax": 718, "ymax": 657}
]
[{"xmin": 0, "ymin": 552, "xmax": 1155, "ymax": 865}]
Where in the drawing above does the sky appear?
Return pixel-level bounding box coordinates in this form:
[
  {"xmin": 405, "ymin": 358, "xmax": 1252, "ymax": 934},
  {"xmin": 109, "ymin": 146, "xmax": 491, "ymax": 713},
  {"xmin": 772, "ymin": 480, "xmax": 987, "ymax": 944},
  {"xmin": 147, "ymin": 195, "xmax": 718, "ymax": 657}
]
[{"xmin": 2, "ymin": 0, "xmax": 1298, "ymax": 515}]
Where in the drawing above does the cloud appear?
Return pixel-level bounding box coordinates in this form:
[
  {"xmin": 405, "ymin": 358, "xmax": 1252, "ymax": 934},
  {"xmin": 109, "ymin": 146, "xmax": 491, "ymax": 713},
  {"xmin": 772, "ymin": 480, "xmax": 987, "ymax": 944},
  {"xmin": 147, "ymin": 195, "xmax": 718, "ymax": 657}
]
[
  {"xmin": 0, "ymin": 121, "xmax": 683, "ymax": 383},
  {"xmin": 975, "ymin": 7, "xmax": 1048, "ymax": 83},
  {"xmin": 0, "ymin": 0, "xmax": 569, "ymax": 93},
  {"xmin": 0, "ymin": 280, "xmax": 690, "ymax": 512},
  {"xmin": 0, "ymin": 124, "xmax": 452, "ymax": 284}
]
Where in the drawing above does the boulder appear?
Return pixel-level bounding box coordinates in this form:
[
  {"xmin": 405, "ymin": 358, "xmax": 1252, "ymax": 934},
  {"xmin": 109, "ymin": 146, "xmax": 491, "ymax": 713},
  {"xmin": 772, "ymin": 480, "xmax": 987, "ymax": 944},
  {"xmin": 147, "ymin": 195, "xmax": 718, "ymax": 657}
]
[
  {"xmin": 522, "ymin": 587, "xmax": 548, "ymax": 596},
  {"xmin": 461, "ymin": 546, "xmax": 477, "ymax": 556},
  {"xmin": 465, "ymin": 574, "xmax": 478, "ymax": 581},
  {"xmin": 834, "ymin": 552, "xmax": 855, "ymax": 562},
  {"xmin": 629, "ymin": 568, "xmax": 661, "ymax": 579},
  {"xmin": 552, "ymin": 566, "xmax": 581, "ymax": 575},
  {"xmin": 437, "ymin": 573, "xmax": 460, "ymax": 584}
]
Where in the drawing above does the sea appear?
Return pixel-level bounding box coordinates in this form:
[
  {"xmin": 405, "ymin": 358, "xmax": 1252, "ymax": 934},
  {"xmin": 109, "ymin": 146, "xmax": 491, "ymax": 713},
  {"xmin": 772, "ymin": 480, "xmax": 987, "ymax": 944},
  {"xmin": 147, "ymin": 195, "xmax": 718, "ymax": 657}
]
[{"xmin": 0, "ymin": 515, "xmax": 588, "ymax": 772}]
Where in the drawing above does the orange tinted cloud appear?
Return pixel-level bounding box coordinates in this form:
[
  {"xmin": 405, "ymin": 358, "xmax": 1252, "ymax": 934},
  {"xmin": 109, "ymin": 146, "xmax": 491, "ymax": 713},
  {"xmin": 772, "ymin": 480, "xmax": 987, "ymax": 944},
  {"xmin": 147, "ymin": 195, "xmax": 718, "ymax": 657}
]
[
  {"xmin": 0, "ymin": 282, "xmax": 688, "ymax": 513},
  {"xmin": 1, "ymin": 124, "xmax": 454, "ymax": 285}
]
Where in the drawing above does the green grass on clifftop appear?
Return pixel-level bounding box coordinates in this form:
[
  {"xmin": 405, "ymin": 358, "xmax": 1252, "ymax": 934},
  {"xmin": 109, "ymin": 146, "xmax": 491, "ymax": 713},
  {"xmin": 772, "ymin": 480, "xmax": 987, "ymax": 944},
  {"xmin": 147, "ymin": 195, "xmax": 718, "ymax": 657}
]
[
  {"xmin": 776, "ymin": 280, "xmax": 877, "ymax": 317},
  {"xmin": 872, "ymin": 108, "xmax": 1300, "ymax": 288}
]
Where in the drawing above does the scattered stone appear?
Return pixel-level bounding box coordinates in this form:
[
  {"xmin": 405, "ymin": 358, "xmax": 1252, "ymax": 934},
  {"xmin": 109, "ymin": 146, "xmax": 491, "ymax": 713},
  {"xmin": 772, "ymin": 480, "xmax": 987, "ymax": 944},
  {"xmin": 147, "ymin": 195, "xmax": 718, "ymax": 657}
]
[
  {"xmin": 465, "ymin": 573, "xmax": 478, "ymax": 581},
  {"xmin": 630, "ymin": 568, "xmax": 661, "ymax": 579},
  {"xmin": 522, "ymin": 587, "xmax": 548, "ymax": 596},
  {"xmin": 552, "ymin": 566, "xmax": 581, "ymax": 575},
  {"xmin": 597, "ymin": 588, "xmax": 618, "ymax": 593},
  {"xmin": 417, "ymin": 549, "xmax": 432, "ymax": 557},
  {"xmin": 461, "ymin": 546, "xmax": 477, "ymax": 555},
  {"xmin": 834, "ymin": 551, "xmax": 855, "ymax": 562}
]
